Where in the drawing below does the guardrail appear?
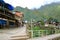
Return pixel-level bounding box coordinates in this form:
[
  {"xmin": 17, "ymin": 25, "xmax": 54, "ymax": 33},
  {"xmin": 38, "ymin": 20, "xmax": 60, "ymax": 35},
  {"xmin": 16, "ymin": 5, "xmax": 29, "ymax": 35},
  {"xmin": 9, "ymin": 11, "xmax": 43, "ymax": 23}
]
[
  {"xmin": 26, "ymin": 23, "xmax": 60, "ymax": 40},
  {"xmin": 27, "ymin": 30, "xmax": 60, "ymax": 38},
  {"xmin": 28, "ymin": 33, "xmax": 60, "ymax": 40}
]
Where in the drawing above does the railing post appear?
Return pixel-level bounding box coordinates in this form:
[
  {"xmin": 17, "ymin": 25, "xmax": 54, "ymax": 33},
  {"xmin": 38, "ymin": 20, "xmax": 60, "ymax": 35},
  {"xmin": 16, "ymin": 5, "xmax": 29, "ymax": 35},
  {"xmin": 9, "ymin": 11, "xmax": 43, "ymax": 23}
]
[
  {"xmin": 39, "ymin": 30, "xmax": 40, "ymax": 37},
  {"xmin": 46, "ymin": 30, "xmax": 47, "ymax": 35},
  {"xmin": 31, "ymin": 30, "xmax": 33, "ymax": 38},
  {"xmin": 42, "ymin": 30, "xmax": 43, "ymax": 36}
]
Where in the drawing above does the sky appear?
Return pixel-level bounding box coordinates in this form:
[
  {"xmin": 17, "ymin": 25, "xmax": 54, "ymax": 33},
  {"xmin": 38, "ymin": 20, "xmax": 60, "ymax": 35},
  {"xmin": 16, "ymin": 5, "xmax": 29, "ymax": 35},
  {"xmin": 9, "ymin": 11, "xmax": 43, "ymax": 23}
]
[{"xmin": 4, "ymin": 0, "xmax": 60, "ymax": 9}]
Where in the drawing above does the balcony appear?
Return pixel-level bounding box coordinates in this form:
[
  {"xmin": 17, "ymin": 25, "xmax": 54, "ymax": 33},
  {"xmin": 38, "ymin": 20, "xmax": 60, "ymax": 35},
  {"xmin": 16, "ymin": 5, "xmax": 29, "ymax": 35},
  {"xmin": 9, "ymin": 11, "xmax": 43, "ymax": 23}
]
[{"xmin": 0, "ymin": 6, "xmax": 16, "ymax": 20}]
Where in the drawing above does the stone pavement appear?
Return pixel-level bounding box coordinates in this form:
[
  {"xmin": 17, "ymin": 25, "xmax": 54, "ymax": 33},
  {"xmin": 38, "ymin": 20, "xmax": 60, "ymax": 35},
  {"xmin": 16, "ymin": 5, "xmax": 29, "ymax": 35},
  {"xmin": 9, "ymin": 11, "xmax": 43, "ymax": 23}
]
[
  {"xmin": 0, "ymin": 25, "xmax": 60, "ymax": 40},
  {"xmin": 0, "ymin": 25, "xmax": 27, "ymax": 40}
]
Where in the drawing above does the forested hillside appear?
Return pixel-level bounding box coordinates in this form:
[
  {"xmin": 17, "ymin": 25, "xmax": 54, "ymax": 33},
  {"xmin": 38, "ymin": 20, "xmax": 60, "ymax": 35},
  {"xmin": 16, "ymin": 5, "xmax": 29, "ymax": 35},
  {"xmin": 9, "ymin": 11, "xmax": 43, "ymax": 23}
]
[{"xmin": 13, "ymin": 2, "xmax": 60, "ymax": 22}]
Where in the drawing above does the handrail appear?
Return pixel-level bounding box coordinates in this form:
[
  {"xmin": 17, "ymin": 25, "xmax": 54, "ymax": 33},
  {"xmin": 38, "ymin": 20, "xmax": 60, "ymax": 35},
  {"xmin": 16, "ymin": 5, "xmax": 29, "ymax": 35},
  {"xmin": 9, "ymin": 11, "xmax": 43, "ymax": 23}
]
[
  {"xmin": 27, "ymin": 30, "xmax": 60, "ymax": 38},
  {"xmin": 28, "ymin": 33, "xmax": 60, "ymax": 40}
]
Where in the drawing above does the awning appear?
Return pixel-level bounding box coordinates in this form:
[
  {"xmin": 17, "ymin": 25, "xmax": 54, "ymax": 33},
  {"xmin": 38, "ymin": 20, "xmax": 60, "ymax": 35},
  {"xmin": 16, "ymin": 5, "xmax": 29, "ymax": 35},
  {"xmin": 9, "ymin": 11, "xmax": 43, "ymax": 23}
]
[
  {"xmin": 0, "ymin": 0, "xmax": 5, "ymax": 5},
  {"xmin": 4, "ymin": 3, "xmax": 14, "ymax": 10},
  {"xmin": 0, "ymin": 0, "xmax": 14, "ymax": 10},
  {"xmin": 0, "ymin": 19, "xmax": 7, "ymax": 25},
  {"xmin": 0, "ymin": 0, "xmax": 4, "ymax": 3}
]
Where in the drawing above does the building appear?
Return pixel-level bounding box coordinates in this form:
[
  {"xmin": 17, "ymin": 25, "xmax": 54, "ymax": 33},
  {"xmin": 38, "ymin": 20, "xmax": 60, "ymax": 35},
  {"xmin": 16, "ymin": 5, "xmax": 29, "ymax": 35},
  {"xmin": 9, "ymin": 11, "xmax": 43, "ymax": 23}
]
[
  {"xmin": 0, "ymin": 0, "xmax": 19, "ymax": 28},
  {"xmin": 14, "ymin": 11, "xmax": 24, "ymax": 26}
]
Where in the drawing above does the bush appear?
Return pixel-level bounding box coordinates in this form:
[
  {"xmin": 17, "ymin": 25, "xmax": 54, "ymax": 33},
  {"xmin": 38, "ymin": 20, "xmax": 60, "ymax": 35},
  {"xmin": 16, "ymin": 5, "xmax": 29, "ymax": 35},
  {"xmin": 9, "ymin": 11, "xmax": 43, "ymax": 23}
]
[{"xmin": 32, "ymin": 26, "xmax": 40, "ymax": 30}]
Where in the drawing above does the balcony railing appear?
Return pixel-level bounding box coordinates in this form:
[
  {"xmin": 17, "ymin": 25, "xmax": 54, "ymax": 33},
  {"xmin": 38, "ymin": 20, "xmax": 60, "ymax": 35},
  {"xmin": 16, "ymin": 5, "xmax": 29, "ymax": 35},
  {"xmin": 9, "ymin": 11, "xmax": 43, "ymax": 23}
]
[{"xmin": 0, "ymin": 6, "xmax": 15, "ymax": 18}]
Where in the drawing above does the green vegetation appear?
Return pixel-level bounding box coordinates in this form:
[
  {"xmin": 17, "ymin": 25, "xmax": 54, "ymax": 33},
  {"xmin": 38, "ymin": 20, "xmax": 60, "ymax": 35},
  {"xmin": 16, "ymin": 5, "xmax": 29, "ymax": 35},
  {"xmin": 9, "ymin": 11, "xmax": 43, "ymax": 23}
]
[
  {"xmin": 13, "ymin": 2, "xmax": 60, "ymax": 22},
  {"xmin": 32, "ymin": 26, "xmax": 40, "ymax": 30},
  {"xmin": 13, "ymin": 2, "xmax": 60, "ymax": 37},
  {"xmin": 29, "ymin": 26, "xmax": 60, "ymax": 37}
]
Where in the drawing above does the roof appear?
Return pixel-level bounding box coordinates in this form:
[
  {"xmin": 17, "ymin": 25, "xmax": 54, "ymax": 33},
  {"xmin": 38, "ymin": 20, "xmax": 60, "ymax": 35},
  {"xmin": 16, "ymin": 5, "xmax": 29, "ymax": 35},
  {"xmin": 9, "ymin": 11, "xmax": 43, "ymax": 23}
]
[
  {"xmin": 0, "ymin": 0, "xmax": 14, "ymax": 10},
  {"xmin": 15, "ymin": 11, "xmax": 24, "ymax": 17}
]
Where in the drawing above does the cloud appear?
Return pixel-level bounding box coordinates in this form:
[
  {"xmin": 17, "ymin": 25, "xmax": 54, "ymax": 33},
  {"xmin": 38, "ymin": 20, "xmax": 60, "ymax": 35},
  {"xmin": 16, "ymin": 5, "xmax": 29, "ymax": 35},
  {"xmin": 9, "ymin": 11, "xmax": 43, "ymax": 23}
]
[{"xmin": 4, "ymin": 0, "xmax": 60, "ymax": 9}]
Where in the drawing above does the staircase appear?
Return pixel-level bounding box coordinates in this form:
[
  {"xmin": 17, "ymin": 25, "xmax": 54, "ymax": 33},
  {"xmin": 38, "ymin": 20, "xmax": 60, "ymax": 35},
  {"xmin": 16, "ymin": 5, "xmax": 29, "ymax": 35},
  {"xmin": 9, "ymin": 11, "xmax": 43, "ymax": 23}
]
[
  {"xmin": 10, "ymin": 25, "xmax": 29, "ymax": 40},
  {"xmin": 10, "ymin": 34, "xmax": 29, "ymax": 40}
]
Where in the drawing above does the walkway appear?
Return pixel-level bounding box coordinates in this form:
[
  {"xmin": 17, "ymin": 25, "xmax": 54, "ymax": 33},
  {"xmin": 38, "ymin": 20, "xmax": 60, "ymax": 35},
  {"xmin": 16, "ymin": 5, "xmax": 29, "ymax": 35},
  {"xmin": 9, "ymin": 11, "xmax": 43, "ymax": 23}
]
[
  {"xmin": 0, "ymin": 25, "xmax": 60, "ymax": 40},
  {"xmin": 0, "ymin": 25, "xmax": 27, "ymax": 40}
]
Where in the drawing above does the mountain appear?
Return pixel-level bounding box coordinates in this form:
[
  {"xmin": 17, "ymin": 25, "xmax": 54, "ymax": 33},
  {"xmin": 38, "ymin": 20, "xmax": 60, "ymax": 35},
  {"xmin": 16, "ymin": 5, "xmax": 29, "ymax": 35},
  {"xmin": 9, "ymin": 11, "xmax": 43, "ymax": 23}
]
[
  {"xmin": 38, "ymin": 2, "xmax": 60, "ymax": 22},
  {"xmin": 13, "ymin": 2, "xmax": 60, "ymax": 22}
]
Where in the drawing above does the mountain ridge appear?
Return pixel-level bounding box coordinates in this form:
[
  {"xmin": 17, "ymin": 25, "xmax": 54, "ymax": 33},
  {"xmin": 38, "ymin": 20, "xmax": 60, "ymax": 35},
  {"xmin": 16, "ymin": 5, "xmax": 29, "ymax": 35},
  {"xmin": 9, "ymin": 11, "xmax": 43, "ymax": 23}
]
[{"xmin": 13, "ymin": 2, "xmax": 60, "ymax": 22}]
